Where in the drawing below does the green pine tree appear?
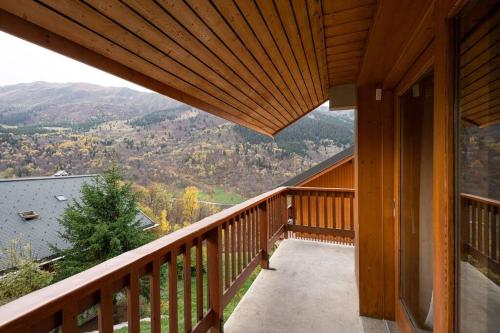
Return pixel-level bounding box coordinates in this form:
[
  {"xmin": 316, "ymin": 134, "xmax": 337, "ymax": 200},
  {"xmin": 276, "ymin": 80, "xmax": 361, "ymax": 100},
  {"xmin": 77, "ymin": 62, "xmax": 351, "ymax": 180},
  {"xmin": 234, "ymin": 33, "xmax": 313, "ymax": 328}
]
[{"xmin": 52, "ymin": 165, "xmax": 154, "ymax": 280}]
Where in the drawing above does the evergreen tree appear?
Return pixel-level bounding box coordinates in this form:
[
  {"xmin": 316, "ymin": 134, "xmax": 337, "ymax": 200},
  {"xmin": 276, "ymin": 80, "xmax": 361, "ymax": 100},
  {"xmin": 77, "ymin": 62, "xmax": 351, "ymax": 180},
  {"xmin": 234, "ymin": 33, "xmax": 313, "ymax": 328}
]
[{"xmin": 52, "ymin": 165, "xmax": 154, "ymax": 280}]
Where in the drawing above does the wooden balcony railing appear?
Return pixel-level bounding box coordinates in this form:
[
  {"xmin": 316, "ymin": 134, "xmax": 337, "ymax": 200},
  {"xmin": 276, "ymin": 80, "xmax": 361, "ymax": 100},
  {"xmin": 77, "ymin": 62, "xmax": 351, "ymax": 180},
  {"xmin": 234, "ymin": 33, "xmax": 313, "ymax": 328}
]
[
  {"xmin": 461, "ymin": 193, "xmax": 500, "ymax": 275},
  {"xmin": 0, "ymin": 186, "xmax": 354, "ymax": 333},
  {"xmin": 286, "ymin": 187, "xmax": 355, "ymax": 244}
]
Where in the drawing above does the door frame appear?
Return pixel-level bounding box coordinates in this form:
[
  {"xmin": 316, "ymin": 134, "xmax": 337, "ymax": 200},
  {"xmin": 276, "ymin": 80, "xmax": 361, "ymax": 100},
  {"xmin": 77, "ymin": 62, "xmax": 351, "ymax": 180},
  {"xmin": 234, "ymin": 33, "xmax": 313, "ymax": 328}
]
[{"xmin": 394, "ymin": 41, "xmax": 435, "ymax": 333}]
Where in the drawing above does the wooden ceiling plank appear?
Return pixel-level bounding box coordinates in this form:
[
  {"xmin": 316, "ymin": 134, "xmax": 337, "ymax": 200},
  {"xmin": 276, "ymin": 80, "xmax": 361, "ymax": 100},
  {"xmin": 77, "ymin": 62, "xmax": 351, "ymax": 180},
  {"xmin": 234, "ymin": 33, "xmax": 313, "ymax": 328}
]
[
  {"xmin": 306, "ymin": 0, "xmax": 329, "ymax": 100},
  {"xmin": 185, "ymin": 0, "xmax": 302, "ymax": 123},
  {"xmin": 208, "ymin": 0, "xmax": 298, "ymax": 121},
  {"xmin": 83, "ymin": 0, "xmax": 288, "ymax": 129},
  {"xmin": 324, "ymin": 19, "xmax": 372, "ymax": 37},
  {"xmin": 325, "ymin": 31, "xmax": 368, "ymax": 47},
  {"xmin": 327, "ymin": 50, "xmax": 364, "ymax": 61},
  {"xmin": 322, "ymin": 0, "xmax": 376, "ymax": 14},
  {"xmin": 328, "ymin": 66, "xmax": 360, "ymax": 75},
  {"xmin": 273, "ymin": 0, "xmax": 320, "ymax": 106},
  {"xmin": 323, "ymin": 5, "xmax": 376, "ymax": 26},
  {"xmin": 234, "ymin": 0, "xmax": 308, "ymax": 116},
  {"xmin": 149, "ymin": 0, "xmax": 294, "ymax": 131},
  {"xmin": 40, "ymin": 0, "xmax": 283, "ymax": 130},
  {"xmin": 326, "ymin": 41, "xmax": 365, "ymax": 55},
  {"xmin": 292, "ymin": 0, "xmax": 325, "ymax": 101},
  {"xmin": 4, "ymin": 0, "xmax": 278, "ymax": 133},
  {"xmin": 327, "ymin": 57, "xmax": 362, "ymax": 67},
  {"xmin": 0, "ymin": 8, "xmax": 274, "ymax": 136},
  {"xmin": 254, "ymin": 0, "xmax": 314, "ymax": 108},
  {"xmin": 121, "ymin": 0, "xmax": 294, "ymax": 129}
]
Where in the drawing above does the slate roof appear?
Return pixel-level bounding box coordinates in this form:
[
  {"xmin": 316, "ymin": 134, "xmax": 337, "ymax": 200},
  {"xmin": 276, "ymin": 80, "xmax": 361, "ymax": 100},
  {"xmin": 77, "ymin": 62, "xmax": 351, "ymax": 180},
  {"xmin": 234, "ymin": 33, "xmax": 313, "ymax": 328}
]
[
  {"xmin": 281, "ymin": 146, "xmax": 354, "ymax": 186},
  {"xmin": 0, "ymin": 175, "xmax": 156, "ymax": 270}
]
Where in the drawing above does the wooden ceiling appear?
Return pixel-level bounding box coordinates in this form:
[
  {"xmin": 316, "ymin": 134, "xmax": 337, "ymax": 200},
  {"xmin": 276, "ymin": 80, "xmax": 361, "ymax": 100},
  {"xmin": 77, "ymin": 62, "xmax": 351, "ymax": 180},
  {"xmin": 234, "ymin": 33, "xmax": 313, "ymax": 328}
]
[
  {"xmin": 0, "ymin": 0, "xmax": 377, "ymax": 136},
  {"xmin": 323, "ymin": 0, "xmax": 376, "ymax": 86}
]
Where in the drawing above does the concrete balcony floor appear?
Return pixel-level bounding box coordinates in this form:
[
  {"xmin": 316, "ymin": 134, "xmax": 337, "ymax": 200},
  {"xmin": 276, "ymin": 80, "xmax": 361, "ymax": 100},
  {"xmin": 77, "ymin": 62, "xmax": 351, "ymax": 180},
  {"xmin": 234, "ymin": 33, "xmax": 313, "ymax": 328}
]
[{"xmin": 224, "ymin": 239, "xmax": 388, "ymax": 333}]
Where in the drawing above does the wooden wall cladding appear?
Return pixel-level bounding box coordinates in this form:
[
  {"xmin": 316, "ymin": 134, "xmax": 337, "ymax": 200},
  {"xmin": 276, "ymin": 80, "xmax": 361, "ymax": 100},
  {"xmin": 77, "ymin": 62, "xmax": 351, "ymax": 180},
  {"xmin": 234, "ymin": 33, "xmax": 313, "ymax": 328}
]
[
  {"xmin": 356, "ymin": 85, "xmax": 395, "ymax": 319},
  {"xmin": 300, "ymin": 159, "xmax": 354, "ymax": 188}
]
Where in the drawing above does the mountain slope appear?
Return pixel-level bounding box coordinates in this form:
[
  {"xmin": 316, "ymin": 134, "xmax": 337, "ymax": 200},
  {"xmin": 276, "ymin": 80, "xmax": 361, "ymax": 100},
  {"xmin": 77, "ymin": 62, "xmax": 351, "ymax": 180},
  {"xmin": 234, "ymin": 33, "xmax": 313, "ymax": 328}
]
[{"xmin": 0, "ymin": 82, "xmax": 353, "ymax": 198}]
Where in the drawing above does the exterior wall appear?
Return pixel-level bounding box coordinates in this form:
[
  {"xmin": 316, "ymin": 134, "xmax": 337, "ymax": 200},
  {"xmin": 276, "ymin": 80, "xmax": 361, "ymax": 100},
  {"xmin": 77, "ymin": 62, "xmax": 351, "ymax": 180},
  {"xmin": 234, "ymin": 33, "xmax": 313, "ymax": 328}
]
[{"xmin": 299, "ymin": 159, "xmax": 354, "ymax": 188}]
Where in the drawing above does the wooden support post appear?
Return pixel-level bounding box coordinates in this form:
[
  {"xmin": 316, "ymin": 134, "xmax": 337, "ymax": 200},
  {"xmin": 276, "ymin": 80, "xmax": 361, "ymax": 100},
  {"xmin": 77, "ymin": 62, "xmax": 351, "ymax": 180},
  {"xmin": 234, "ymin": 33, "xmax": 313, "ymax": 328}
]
[
  {"xmin": 260, "ymin": 201, "xmax": 270, "ymax": 269},
  {"xmin": 207, "ymin": 226, "xmax": 223, "ymax": 332}
]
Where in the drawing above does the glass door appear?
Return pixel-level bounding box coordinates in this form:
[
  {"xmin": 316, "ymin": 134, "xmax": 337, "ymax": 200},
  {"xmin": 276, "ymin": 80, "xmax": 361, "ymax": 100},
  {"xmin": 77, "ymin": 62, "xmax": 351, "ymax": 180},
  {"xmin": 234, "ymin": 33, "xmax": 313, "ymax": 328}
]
[{"xmin": 400, "ymin": 71, "xmax": 434, "ymax": 331}]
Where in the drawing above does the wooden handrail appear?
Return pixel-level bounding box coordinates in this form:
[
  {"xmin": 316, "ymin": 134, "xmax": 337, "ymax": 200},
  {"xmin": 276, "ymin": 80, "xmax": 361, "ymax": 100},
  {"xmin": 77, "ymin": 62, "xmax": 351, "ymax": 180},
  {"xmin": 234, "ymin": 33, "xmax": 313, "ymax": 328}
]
[
  {"xmin": 0, "ymin": 186, "xmax": 355, "ymax": 333},
  {"xmin": 460, "ymin": 193, "xmax": 500, "ymax": 207}
]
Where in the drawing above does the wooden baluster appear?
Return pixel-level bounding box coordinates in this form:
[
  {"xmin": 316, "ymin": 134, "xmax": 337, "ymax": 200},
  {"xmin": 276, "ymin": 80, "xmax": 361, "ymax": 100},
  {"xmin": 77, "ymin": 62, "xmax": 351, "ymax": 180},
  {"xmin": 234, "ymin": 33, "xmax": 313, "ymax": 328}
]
[
  {"xmin": 260, "ymin": 201, "xmax": 269, "ymax": 269},
  {"xmin": 250, "ymin": 208, "xmax": 255, "ymax": 257},
  {"xmin": 236, "ymin": 215, "xmax": 241, "ymax": 275},
  {"xmin": 207, "ymin": 226, "xmax": 223, "ymax": 332},
  {"xmin": 128, "ymin": 270, "xmax": 140, "ymax": 333},
  {"xmin": 324, "ymin": 192, "xmax": 328, "ymax": 232},
  {"xmin": 340, "ymin": 191, "xmax": 345, "ymax": 231},
  {"xmin": 62, "ymin": 302, "xmax": 78, "ymax": 333},
  {"xmin": 99, "ymin": 283, "xmax": 113, "ymax": 333},
  {"xmin": 485, "ymin": 205, "xmax": 491, "ymax": 258},
  {"xmin": 196, "ymin": 237, "xmax": 203, "ymax": 321},
  {"xmin": 224, "ymin": 222, "xmax": 230, "ymax": 289},
  {"xmin": 491, "ymin": 206, "xmax": 500, "ymax": 261},
  {"xmin": 349, "ymin": 192, "xmax": 354, "ymax": 232},
  {"xmin": 230, "ymin": 220, "xmax": 236, "ymax": 281},
  {"xmin": 479, "ymin": 203, "xmax": 485, "ymax": 254},
  {"xmin": 256, "ymin": 207, "xmax": 261, "ymax": 250},
  {"xmin": 169, "ymin": 249, "xmax": 178, "ymax": 333},
  {"xmin": 244, "ymin": 212, "xmax": 249, "ymax": 267},
  {"xmin": 184, "ymin": 242, "xmax": 192, "ymax": 333},
  {"xmin": 471, "ymin": 200, "xmax": 477, "ymax": 250},
  {"xmin": 308, "ymin": 192, "xmax": 312, "ymax": 228},
  {"xmin": 316, "ymin": 192, "xmax": 320, "ymax": 230},
  {"xmin": 247, "ymin": 211, "xmax": 252, "ymax": 260},
  {"xmin": 151, "ymin": 259, "xmax": 161, "ymax": 333}
]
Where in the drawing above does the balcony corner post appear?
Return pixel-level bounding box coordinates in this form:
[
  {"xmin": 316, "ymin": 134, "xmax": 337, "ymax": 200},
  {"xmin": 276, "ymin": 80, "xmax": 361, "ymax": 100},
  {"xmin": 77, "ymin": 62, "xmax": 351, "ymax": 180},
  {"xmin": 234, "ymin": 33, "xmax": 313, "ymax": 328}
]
[
  {"xmin": 207, "ymin": 225, "xmax": 223, "ymax": 333},
  {"xmin": 260, "ymin": 200, "xmax": 270, "ymax": 269}
]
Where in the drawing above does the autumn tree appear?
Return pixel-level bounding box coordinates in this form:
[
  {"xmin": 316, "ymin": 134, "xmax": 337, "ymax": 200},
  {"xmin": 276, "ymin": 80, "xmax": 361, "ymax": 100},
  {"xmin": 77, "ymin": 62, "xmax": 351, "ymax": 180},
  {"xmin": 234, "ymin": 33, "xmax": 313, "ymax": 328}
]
[
  {"xmin": 182, "ymin": 186, "xmax": 200, "ymax": 226},
  {"xmin": 159, "ymin": 209, "xmax": 171, "ymax": 235}
]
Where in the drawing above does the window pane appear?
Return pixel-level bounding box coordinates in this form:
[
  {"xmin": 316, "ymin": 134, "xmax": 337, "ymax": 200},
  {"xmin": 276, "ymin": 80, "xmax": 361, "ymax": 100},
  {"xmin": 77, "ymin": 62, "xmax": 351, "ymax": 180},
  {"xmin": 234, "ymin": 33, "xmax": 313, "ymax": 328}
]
[
  {"xmin": 400, "ymin": 72, "xmax": 434, "ymax": 331},
  {"xmin": 457, "ymin": 1, "xmax": 500, "ymax": 332}
]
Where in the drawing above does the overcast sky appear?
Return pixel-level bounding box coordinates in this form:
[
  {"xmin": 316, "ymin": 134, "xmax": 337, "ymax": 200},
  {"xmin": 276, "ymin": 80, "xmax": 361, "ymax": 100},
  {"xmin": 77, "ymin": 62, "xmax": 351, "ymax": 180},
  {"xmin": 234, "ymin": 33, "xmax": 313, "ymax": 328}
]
[{"xmin": 0, "ymin": 31, "xmax": 150, "ymax": 92}]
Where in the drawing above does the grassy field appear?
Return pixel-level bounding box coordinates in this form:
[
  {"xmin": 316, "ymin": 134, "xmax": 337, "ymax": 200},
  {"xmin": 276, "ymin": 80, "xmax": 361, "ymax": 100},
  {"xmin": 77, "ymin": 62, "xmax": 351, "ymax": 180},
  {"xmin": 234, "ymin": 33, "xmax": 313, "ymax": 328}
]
[{"xmin": 199, "ymin": 187, "xmax": 246, "ymax": 205}]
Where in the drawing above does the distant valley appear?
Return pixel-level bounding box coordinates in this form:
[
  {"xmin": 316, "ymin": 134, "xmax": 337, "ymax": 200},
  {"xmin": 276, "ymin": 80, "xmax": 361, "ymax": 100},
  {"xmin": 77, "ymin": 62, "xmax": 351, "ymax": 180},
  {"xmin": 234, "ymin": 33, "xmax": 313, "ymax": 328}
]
[{"xmin": 0, "ymin": 82, "xmax": 354, "ymax": 201}]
